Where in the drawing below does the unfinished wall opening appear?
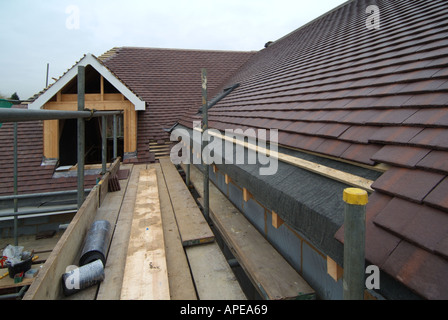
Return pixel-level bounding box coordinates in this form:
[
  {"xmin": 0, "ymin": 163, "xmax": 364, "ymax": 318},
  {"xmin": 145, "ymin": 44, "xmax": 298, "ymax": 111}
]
[
  {"xmin": 58, "ymin": 65, "xmax": 121, "ymax": 95},
  {"xmin": 43, "ymin": 62, "xmax": 136, "ymax": 163},
  {"xmin": 58, "ymin": 116, "xmax": 124, "ymax": 166}
]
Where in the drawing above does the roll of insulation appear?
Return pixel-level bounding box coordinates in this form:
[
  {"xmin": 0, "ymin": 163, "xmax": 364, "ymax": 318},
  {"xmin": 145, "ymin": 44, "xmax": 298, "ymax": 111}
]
[
  {"xmin": 61, "ymin": 259, "xmax": 105, "ymax": 296},
  {"xmin": 79, "ymin": 220, "xmax": 112, "ymax": 266}
]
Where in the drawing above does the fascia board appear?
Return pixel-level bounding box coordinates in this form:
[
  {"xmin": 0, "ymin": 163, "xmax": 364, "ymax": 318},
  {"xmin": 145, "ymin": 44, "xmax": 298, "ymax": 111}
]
[{"xmin": 29, "ymin": 53, "xmax": 146, "ymax": 111}]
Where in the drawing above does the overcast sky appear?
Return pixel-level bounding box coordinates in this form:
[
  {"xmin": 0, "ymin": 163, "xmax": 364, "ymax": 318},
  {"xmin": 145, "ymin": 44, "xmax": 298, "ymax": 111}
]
[{"xmin": 0, "ymin": 0, "xmax": 347, "ymax": 100}]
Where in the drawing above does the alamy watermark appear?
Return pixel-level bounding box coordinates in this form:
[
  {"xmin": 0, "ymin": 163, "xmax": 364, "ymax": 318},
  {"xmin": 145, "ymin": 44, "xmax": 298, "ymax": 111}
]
[
  {"xmin": 366, "ymin": 5, "xmax": 380, "ymax": 30},
  {"xmin": 170, "ymin": 121, "xmax": 279, "ymax": 176},
  {"xmin": 64, "ymin": 265, "xmax": 80, "ymax": 290},
  {"xmin": 365, "ymin": 265, "xmax": 380, "ymax": 290},
  {"xmin": 65, "ymin": 5, "xmax": 80, "ymax": 30}
]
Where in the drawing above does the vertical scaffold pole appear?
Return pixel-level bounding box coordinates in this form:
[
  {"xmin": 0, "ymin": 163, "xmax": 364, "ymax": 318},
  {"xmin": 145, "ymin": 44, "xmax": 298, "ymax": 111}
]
[
  {"xmin": 13, "ymin": 122, "xmax": 18, "ymax": 246},
  {"xmin": 201, "ymin": 68, "xmax": 209, "ymax": 221},
  {"xmin": 113, "ymin": 114, "xmax": 118, "ymax": 160},
  {"xmin": 343, "ymin": 187, "xmax": 368, "ymax": 300},
  {"xmin": 77, "ymin": 66, "xmax": 86, "ymax": 209},
  {"xmin": 101, "ymin": 115, "xmax": 107, "ymax": 175}
]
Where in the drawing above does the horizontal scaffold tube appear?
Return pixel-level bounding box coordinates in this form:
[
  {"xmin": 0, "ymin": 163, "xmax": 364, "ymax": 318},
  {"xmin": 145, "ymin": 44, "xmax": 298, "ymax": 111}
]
[
  {"xmin": 0, "ymin": 189, "xmax": 92, "ymax": 201},
  {"xmin": 0, "ymin": 108, "xmax": 122, "ymax": 123},
  {"xmin": 0, "ymin": 204, "xmax": 78, "ymax": 218}
]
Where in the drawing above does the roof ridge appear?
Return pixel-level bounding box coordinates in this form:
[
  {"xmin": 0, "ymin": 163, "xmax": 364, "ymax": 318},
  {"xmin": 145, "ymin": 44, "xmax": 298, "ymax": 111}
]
[{"xmin": 117, "ymin": 46, "xmax": 257, "ymax": 54}]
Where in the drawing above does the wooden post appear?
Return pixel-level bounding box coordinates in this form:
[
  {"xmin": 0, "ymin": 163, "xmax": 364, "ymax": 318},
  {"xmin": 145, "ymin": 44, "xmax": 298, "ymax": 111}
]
[
  {"xmin": 243, "ymin": 188, "xmax": 252, "ymax": 202},
  {"xmin": 342, "ymin": 188, "xmax": 368, "ymax": 300},
  {"xmin": 327, "ymin": 256, "xmax": 343, "ymax": 281},
  {"xmin": 201, "ymin": 68, "xmax": 209, "ymax": 221},
  {"xmin": 271, "ymin": 211, "xmax": 284, "ymax": 229}
]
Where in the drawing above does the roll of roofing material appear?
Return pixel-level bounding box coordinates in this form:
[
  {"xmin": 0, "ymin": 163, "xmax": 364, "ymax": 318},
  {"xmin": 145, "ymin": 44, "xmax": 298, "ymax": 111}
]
[
  {"xmin": 79, "ymin": 220, "xmax": 112, "ymax": 266},
  {"xmin": 61, "ymin": 259, "xmax": 105, "ymax": 296}
]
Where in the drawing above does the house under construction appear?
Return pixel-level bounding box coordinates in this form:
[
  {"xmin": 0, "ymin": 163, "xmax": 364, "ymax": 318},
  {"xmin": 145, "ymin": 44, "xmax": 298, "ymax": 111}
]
[{"xmin": 0, "ymin": 0, "xmax": 447, "ymax": 300}]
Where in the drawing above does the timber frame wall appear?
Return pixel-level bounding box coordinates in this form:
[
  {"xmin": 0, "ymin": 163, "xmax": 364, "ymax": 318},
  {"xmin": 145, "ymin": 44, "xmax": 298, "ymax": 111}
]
[{"xmin": 42, "ymin": 76, "xmax": 137, "ymax": 161}]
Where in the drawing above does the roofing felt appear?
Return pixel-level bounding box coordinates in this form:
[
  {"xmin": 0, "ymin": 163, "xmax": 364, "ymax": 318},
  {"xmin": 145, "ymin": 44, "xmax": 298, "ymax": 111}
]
[
  {"xmin": 178, "ymin": 0, "xmax": 448, "ymax": 299},
  {"xmin": 99, "ymin": 47, "xmax": 256, "ymax": 162}
]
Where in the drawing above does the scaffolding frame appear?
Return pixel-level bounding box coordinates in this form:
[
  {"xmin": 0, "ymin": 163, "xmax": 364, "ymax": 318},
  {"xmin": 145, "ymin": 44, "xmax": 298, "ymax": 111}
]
[{"xmin": 0, "ymin": 66, "xmax": 123, "ymax": 245}]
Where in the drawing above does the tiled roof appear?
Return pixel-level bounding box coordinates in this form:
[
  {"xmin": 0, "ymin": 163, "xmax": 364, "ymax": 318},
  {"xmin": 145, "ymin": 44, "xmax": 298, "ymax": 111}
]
[
  {"xmin": 179, "ymin": 0, "xmax": 448, "ymax": 299},
  {"xmin": 100, "ymin": 47, "xmax": 256, "ymax": 162},
  {"xmin": 0, "ymin": 48, "xmax": 255, "ymax": 193},
  {"xmin": 0, "ymin": 105, "xmax": 98, "ymax": 196}
]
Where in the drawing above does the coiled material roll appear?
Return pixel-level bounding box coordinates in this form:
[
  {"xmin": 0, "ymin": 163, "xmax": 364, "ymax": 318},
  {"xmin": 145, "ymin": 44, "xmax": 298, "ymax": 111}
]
[
  {"xmin": 61, "ymin": 259, "xmax": 105, "ymax": 296},
  {"xmin": 79, "ymin": 220, "xmax": 112, "ymax": 266}
]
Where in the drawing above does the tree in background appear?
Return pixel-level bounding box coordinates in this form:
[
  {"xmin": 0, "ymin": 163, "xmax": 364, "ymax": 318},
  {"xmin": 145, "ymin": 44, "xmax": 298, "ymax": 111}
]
[{"xmin": 10, "ymin": 92, "xmax": 20, "ymax": 101}]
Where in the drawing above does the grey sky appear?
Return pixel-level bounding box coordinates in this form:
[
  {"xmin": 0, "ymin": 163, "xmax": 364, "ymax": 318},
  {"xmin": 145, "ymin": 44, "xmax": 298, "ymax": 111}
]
[{"xmin": 0, "ymin": 0, "xmax": 347, "ymax": 100}]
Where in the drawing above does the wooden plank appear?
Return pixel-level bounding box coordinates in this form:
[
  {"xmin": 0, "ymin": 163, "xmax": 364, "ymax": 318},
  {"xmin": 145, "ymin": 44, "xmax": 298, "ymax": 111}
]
[
  {"xmin": 186, "ymin": 164, "xmax": 315, "ymax": 300},
  {"xmin": 159, "ymin": 158, "xmax": 214, "ymax": 247},
  {"xmin": 151, "ymin": 163, "xmax": 197, "ymax": 300},
  {"xmin": 68, "ymin": 163, "xmax": 131, "ymax": 300},
  {"xmin": 23, "ymin": 184, "xmax": 100, "ymax": 300},
  {"xmin": 96, "ymin": 164, "xmax": 146, "ymax": 300},
  {"xmin": 120, "ymin": 169, "xmax": 170, "ymax": 300},
  {"xmin": 197, "ymin": 128, "xmax": 374, "ymax": 192},
  {"xmin": 149, "ymin": 145, "xmax": 171, "ymax": 150},
  {"xmin": 186, "ymin": 242, "xmax": 246, "ymax": 300}
]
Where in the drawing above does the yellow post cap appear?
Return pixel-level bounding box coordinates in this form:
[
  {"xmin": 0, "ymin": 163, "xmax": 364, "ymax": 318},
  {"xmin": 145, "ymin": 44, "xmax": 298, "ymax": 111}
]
[{"xmin": 343, "ymin": 188, "xmax": 368, "ymax": 205}]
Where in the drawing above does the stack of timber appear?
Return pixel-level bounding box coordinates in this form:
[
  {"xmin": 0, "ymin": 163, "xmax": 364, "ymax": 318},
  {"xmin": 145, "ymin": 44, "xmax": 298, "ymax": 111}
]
[
  {"xmin": 21, "ymin": 158, "xmax": 247, "ymax": 300},
  {"xmin": 149, "ymin": 141, "xmax": 172, "ymax": 161},
  {"xmin": 97, "ymin": 164, "xmax": 146, "ymax": 300},
  {"xmin": 153, "ymin": 163, "xmax": 197, "ymax": 300},
  {"xmin": 184, "ymin": 163, "xmax": 316, "ymax": 300},
  {"xmin": 158, "ymin": 158, "xmax": 246, "ymax": 300}
]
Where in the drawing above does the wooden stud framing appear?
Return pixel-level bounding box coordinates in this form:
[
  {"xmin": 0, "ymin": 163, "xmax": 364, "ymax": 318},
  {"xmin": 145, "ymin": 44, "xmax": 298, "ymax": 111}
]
[
  {"xmin": 43, "ymin": 119, "xmax": 59, "ymax": 159},
  {"xmin": 243, "ymin": 188, "xmax": 253, "ymax": 202},
  {"xmin": 43, "ymin": 92, "xmax": 137, "ymax": 159},
  {"xmin": 185, "ymin": 163, "xmax": 315, "ymax": 300},
  {"xmin": 327, "ymin": 256, "xmax": 343, "ymax": 282},
  {"xmin": 100, "ymin": 76, "xmax": 104, "ymax": 101},
  {"xmin": 271, "ymin": 211, "xmax": 284, "ymax": 229}
]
